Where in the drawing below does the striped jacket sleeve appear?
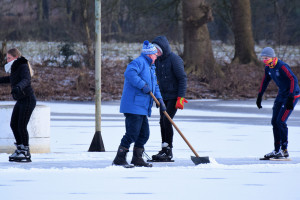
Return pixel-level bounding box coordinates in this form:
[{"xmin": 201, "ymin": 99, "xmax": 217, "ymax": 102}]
[
  {"xmin": 281, "ymin": 65, "xmax": 296, "ymax": 95},
  {"xmin": 258, "ymin": 67, "xmax": 272, "ymax": 96}
]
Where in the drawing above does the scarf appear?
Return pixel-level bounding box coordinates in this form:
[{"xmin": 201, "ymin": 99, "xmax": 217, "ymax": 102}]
[
  {"xmin": 4, "ymin": 59, "xmax": 16, "ymax": 74},
  {"xmin": 263, "ymin": 57, "xmax": 278, "ymax": 68}
]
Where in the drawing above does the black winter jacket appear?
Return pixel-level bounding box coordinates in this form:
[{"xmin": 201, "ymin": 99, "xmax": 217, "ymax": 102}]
[
  {"xmin": 152, "ymin": 36, "xmax": 187, "ymax": 100},
  {"xmin": 0, "ymin": 57, "xmax": 34, "ymax": 100}
]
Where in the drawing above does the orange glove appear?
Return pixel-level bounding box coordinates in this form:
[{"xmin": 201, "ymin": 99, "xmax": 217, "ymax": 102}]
[{"xmin": 175, "ymin": 97, "xmax": 188, "ymax": 109}]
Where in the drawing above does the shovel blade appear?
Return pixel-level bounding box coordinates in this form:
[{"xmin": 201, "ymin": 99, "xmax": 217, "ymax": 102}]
[{"xmin": 191, "ymin": 156, "xmax": 210, "ymax": 165}]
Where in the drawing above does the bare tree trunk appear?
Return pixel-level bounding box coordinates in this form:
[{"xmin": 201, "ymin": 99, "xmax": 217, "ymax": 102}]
[
  {"xmin": 35, "ymin": 0, "xmax": 51, "ymax": 40},
  {"xmin": 230, "ymin": 0, "xmax": 258, "ymax": 64},
  {"xmin": 65, "ymin": 0, "xmax": 74, "ymax": 22},
  {"xmin": 111, "ymin": 0, "xmax": 122, "ymax": 41},
  {"xmin": 36, "ymin": 0, "xmax": 43, "ymax": 21},
  {"xmin": 80, "ymin": 0, "xmax": 94, "ymax": 69},
  {"xmin": 42, "ymin": 0, "xmax": 49, "ymax": 20},
  {"xmin": 102, "ymin": 0, "xmax": 122, "ymax": 41},
  {"xmin": 182, "ymin": 0, "xmax": 222, "ymax": 81},
  {"xmin": 36, "ymin": 0, "xmax": 49, "ymax": 21}
]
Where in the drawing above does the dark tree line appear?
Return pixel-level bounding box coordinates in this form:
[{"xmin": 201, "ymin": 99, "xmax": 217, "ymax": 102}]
[
  {"xmin": 1, "ymin": 0, "xmax": 298, "ymax": 44},
  {"xmin": 210, "ymin": 0, "xmax": 300, "ymax": 45},
  {"xmin": 0, "ymin": 0, "xmax": 299, "ymax": 81}
]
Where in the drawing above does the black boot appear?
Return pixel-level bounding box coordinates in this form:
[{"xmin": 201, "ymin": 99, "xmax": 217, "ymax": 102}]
[
  {"xmin": 112, "ymin": 146, "xmax": 131, "ymax": 166},
  {"xmin": 152, "ymin": 146, "xmax": 173, "ymax": 161},
  {"xmin": 13, "ymin": 145, "xmax": 31, "ymax": 162},
  {"xmin": 131, "ymin": 147, "xmax": 152, "ymax": 167},
  {"xmin": 9, "ymin": 143, "xmax": 22, "ymax": 162}
]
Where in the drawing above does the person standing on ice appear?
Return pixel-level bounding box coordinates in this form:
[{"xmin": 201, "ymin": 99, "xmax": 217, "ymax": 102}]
[
  {"xmin": 256, "ymin": 47, "xmax": 300, "ymax": 159},
  {"xmin": 112, "ymin": 40, "xmax": 166, "ymax": 167},
  {"xmin": 150, "ymin": 36, "xmax": 187, "ymax": 162},
  {"xmin": 0, "ymin": 48, "xmax": 36, "ymax": 162}
]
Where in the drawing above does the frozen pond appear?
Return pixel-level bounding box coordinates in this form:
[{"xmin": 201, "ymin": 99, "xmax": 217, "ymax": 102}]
[{"xmin": 0, "ymin": 99, "xmax": 300, "ymax": 200}]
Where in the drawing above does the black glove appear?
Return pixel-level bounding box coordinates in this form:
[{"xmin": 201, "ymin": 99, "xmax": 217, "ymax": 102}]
[
  {"xmin": 142, "ymin": 84, "xmax": 151, "ymax": 94},
  {"xmin": 256, "ymin": 94, "xmax": 262, "ymax": 109},
  {"xmin": 158, "ymin": 98, "xmax": 166, "ymax": 112},
  {"xmin": 285, "ymin": 95, "xmax": 294, "ymax": 110},
  {"xmin": 11, "ymin": 86, "xmax": 22, "ymax": 100}
]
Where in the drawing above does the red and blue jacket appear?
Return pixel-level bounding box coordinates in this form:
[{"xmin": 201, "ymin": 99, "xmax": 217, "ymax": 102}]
[{"xmin": 259, "ymin": 59, "xmax": 300, "ymax": 98}]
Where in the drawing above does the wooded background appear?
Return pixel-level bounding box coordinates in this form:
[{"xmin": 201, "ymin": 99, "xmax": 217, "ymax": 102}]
[
  {"xmin": 0, "ymin": 0, "xmax": 299, "ymax": 100},
  {"xmin": 1, "ymin": 0, "xmax": 299, "ymax": 44}
]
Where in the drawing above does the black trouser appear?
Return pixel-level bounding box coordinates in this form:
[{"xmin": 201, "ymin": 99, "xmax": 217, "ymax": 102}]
[
  {"xmin": 10, "ymin": 95, "xmax": 36, "ymax": 146},
  {"xmin": 159, "ymin": 99, "xmax": 177, "ymax": 148}
]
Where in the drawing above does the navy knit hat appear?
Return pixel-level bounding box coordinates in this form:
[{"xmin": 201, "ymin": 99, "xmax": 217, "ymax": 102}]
[
  {"xmin": 260, "ymin": 47, "xmax": 276, "ymax": 57},
  {"xmin": 142, "ymin": 40, "xmax": 157, "ymax": 55}
]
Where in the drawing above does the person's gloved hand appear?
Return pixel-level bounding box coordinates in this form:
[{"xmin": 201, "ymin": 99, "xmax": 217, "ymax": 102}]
[
  {"xmin": 142, "ymin": 84, "xmax": 151, "ymax": 94},
  {"xmin": 175, "ymin": 97, "xmax": 188, "ymax": 109},
  {"xmin": 11, "ymin": 86, "xmax": 22, "ymax": 100},
  {"xmin": 158, "ymin": 98, "xmax": 166, "ymax": 112},
  {"xmin": 285, "ymin": 95, "xmax": 294, "ymax": 110},
  {"xmin": 256, "ymin": 94, "xmax": 262, "ymax": 109}
]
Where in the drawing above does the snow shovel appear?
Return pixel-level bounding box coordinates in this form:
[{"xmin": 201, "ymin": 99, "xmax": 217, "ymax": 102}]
[{"xmin": 150, "ymin": 92, "xmax": 210, "ymax": 165}]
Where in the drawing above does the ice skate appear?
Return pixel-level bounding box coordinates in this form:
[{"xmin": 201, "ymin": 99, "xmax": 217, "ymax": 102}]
[
  {"xmin": 260, "ymin": 149, "xmax": 291, "ymax": 161},
  {"xmin": 269, "ymin": 149, "xmax": 291, "ymax": 161},
  {"xmin": 150, "ymin": 143, "xmax": 174, "ymax": 162},
  {"xmin": 273, "ymin": 149, "xmax": 284, "ymax": 158},
  {"xmin": 13, "ymin": 145, "xmax": 32, "ymax": 162},
  {"xmin": 9, "ymin": 144, "xmax": 21, "ymax": 162},
  {"xmin": 282, "ymin": 149, "xmax": 289, "ymax": 158},
  {"xmin": 259, "ymin": 150, "xmax": 277, "ymax": 160}
]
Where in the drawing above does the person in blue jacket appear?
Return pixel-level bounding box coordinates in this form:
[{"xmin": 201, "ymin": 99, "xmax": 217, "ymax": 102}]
[
  {"xmin": 256, "ymin": 47, "xmax": 300, "ymax": 159},
  {"xmin": 151, "ymin": 36, "xmax": 187, "ymax": 162},
  {"xmin": 112, "ymin": 40, "xmax": 166, "ymax": 167}
]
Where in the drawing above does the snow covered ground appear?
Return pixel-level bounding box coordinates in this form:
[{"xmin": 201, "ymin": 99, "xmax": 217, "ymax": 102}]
[
  {"xmin": 1, "ymin": 99, "xmax": 300, "ymax": 200},
  {"xmin": 3, "ymin": 41, "xmax": 300, "ymax": 67}
]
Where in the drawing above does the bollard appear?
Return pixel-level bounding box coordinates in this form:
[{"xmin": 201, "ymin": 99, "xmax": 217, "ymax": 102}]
[{"xmin": 0, "ymin": 104, "xmax": 50, "ymax": 153}]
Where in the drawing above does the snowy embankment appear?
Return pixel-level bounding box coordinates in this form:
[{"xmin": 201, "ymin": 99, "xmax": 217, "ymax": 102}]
[
  {"xmin": 2, "ymin": 41, "xmax": 300, "ymax": 67},
  {"xmin": 0, "ymin": 100, "xmax": 300, "ymax": 200}
]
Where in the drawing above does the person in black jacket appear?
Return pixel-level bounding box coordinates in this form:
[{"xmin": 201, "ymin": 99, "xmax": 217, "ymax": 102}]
[
  {"xmin": 151, "ymin": 36, "xmax": 187, "ymax": 161},
  {"xmin": 0, "ymin": 48, "xmax": 36, "ymax": 162}
]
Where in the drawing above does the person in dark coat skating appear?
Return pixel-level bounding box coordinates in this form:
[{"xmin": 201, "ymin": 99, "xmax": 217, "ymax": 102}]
[
  {"xmin": 0, "ymin": 48, "xmax": 36, "ymax": 162},
  {"xmin": 151, "ymin": 36, "xmax": 187, "ymax": 161},
  {"xmin": 257, "ymin": 47, "xmax": 300, "ymax": 159}
]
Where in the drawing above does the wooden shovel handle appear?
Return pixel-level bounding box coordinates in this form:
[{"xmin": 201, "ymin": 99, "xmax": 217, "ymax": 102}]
[{"xmin": 150, "ymin": 92, "xmax": 200, "ymax": 157}]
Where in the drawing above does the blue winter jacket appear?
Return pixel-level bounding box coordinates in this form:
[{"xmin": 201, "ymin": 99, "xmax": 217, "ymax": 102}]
[
  {"xmin": 259, "ymin": 59, "xmax": 300, "ymax": 98},
  {"xmin": 120, "ymin": 53, "xmax": 162, "ymax": 117},
  {"xmin": 152, "ymin": 36, "xmax": 187, "ymax": 100}
]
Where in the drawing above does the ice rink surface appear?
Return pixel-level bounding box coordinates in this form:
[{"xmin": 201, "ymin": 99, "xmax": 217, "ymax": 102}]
[{"xmin": 1, "ymin": 99, "xmax": 300, "ymax": 200}]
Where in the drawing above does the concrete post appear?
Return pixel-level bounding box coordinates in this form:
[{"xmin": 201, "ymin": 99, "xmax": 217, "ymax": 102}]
[{"xmin": 0, "ymin": 104, "xmax": 50, "ymax": 153}]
